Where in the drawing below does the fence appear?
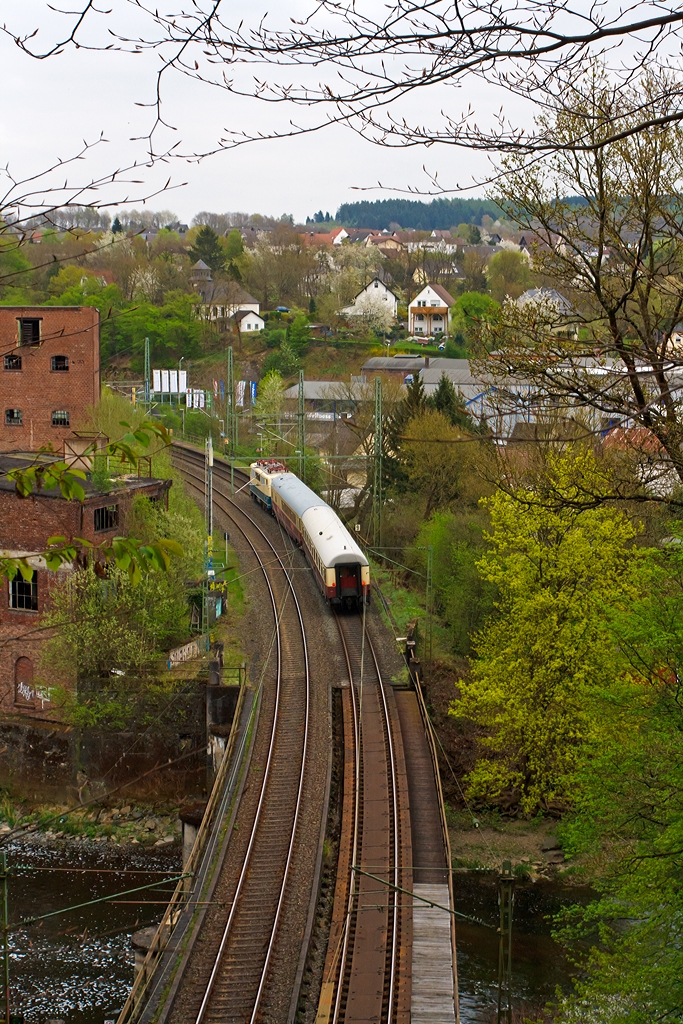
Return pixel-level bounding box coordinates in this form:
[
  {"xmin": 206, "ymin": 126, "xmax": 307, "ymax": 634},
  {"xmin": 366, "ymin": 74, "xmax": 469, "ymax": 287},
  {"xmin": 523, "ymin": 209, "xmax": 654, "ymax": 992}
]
[{"xmin": 115, "ymin": 678, "xmax": 250, "ymax": 1024}]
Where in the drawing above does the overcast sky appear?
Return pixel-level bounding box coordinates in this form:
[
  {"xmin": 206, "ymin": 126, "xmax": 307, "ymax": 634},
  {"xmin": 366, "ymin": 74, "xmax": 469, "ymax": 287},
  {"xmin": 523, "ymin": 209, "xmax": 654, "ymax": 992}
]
[{"xmin": 1, "ymin": 2, "xmax": 533, "ymax": 223}]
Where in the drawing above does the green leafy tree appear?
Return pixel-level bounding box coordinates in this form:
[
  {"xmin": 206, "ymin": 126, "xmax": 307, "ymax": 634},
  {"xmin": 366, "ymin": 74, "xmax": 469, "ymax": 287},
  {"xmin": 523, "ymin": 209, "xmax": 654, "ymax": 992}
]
[
  {"xmin": 553, "ymin": 536, "xmax": 683, "ymax": 1023},
  {"xmin": 189, "ymin": 225, "xmax": 226, "ymax": 272},
  {"xmin": 451, "ymin": 292, "xmax": 499, "ymax": 344},
  {"xmin": 254, "ymin": 369, "xmax": 285, "ymax": 421},
  {"xmin": 452, "ymin": 448, "xmax": 642, "ymax": 813},
  {"xmin": 456, "ymin": 223, "xmax": 482, "ymax": 244},
  {"xmin": 287, "ymin": 312, "xmax": 311, "ymax": 353},
  {"xmin": 399, "ymin": 409, "xmax": 479, "ymax": 518},
  {"xmin": 486, "ymin": 249, "xmax": 534, "ymax": 303},
  {"xmin": 224, "ymin": 228, "xmax": 244, "ymax": 281},
  {"xmin": 416, "ymin": 511, "xmax": 497, "ymax": 656},
  {"xmin": 428, "ymin": 372, "xmax": 474, "ymax": 429}
]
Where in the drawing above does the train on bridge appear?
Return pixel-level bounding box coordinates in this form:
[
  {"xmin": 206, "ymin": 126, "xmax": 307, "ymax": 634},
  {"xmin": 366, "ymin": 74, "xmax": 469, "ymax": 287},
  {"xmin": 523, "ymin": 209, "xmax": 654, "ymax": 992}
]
[{"xmin": 249, "ymin": 459, "xmax": 370, "ymax": 608}]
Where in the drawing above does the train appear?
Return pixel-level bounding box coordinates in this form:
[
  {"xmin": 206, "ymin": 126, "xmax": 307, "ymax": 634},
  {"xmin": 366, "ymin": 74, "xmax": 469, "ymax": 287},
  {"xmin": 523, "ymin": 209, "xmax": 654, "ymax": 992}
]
[{"xmin": 249, "ymin": 459, "xmax": 370, "ymax": 607}]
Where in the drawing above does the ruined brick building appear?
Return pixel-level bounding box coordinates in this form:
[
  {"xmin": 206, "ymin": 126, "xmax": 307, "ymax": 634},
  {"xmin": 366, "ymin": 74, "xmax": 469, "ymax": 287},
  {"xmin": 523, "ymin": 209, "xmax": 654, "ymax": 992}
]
[
  {"xmin": 0, "ymin": 306, "xmax": 174, "ymax": 720},
  {"xmin": 0, "ymin": 460, "xmax": 171, "ymax": 719},
  {"xmin": 0, "ymin": 306, "xmax": 100, "ymax": 452}
]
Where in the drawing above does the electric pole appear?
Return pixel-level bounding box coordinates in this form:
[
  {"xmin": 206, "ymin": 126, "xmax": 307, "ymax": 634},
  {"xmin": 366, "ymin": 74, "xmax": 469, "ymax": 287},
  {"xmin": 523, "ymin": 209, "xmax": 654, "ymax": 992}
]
[
  {"xmin": 372, "ymin": 376, "xmax": 383, "ymax": 548},
  {"xmin": 297, "ymin": 369, "xmax": 305, "ymax": 481},
  {"xmin": 227, "ymin": 346, "xmax": 237, "ymax": 456},
  {"xmin": 497, "ymin": 860, "xmax": 515, "ymax": 1024},
  {"xmin": 144, "ymin": 337, "xmax": 151, "ymax": 407}
]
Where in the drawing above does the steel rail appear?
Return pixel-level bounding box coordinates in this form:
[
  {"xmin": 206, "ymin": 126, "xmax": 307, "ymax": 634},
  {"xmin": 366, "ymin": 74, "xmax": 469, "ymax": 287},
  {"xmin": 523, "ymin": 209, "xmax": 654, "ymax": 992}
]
[
  {"xmin": 330, "ymin": 613, "xmax": 362, "ymax": 1024},
  {"xmin": 332, "ymin": 613, "xmax": 402, "ymax": 1023},
  {"xmin": 173, "ymin": 447, "xmax": 311, "ymax": 1024}
]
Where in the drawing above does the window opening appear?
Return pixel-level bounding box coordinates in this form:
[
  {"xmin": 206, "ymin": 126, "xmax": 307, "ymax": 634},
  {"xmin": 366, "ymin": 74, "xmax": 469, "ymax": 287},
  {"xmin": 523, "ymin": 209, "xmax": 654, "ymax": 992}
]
[
  {"xmin": 10, "ymin": 577, "xmax": 38, "ymax": 611},
  {"xmin": 3, "ymin": 354, "xmax": 21, "ymax": 370},
  {"xmin": 5, "ymin": 409, "xmax": 22, "ymax": 426},
  {"xmin": 18, "ymin": 318, "xmax": 40, "ymax": 345},
  {"xmin": 52, "ymin": 410, "xmax": 70, "ymax": 426},
  {"xmin": 94, "ymin": 505, "xmax": 119, "ymax": 531},
  {"xmin": 51, "ymin": 355, "xmax": 69, "ymax": 371}
]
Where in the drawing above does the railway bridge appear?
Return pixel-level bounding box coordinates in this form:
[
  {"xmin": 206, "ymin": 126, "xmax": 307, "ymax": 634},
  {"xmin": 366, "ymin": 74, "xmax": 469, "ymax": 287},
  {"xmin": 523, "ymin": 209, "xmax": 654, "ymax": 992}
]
[{"xmin": 116, "ymin": 442, "xmax": 458, "ymax": 1024}]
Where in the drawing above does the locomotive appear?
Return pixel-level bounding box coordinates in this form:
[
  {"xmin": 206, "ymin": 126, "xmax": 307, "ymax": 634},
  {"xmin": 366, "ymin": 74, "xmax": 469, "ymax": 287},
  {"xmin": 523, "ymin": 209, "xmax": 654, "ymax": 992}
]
[{"xmin": 249, "ymin": 460, "xmax": 370, "ymax": 607}]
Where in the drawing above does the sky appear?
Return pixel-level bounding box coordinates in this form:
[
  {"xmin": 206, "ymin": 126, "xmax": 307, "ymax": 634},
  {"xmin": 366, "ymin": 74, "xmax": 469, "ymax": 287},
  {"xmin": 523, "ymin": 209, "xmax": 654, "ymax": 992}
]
[{"xmin": 0, "ymin": 2, "xmax": 536, "ymax": 225}]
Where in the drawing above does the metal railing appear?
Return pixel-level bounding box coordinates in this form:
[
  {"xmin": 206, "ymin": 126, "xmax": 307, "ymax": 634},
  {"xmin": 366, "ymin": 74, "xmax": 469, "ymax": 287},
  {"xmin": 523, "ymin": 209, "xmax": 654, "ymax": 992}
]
[{"xmin": 115, "ymin": 678, "xmax": 250, "ymax": 1024}]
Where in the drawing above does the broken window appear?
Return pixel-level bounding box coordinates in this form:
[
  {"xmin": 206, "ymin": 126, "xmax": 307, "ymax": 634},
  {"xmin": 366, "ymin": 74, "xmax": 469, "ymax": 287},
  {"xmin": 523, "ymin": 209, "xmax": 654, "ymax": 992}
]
[
  {"xmin": 3, "ymin": 354, "xmax": 21, "ymax": 370},
  {"xmin": 10, "ymin": 577, "xmax": 38, "ymax": 611},
  {"xmin": 51, "ymin": 410, "xmax": 70, "ymax": 426},
  {"xmin": 5, "ymin": 409, "xmax": 22, "ymax": 426},
  {"xmin": 51, "ymin": 355, "xmax": 69, "ymax": 371},
  {"xmin": 94, "ymin": 505, "xmax": 119, "ymax": 531},
  {"xmin": 17, "ymin": 318, "xmax": 40, "ymax": 345}
]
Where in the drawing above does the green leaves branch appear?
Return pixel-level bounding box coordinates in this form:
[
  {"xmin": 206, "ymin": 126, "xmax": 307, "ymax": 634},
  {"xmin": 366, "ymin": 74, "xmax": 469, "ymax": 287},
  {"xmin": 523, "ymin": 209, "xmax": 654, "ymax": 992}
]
[{"xmin": 1, "ymin": 419, "xmax": 183, "ymax": 583}]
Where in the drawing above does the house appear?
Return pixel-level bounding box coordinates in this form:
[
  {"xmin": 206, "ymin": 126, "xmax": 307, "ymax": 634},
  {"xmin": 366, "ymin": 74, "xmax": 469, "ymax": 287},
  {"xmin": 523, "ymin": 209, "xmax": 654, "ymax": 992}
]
[
  {"xmin": 0, "ymin": 306, "xmax": 100, "ymax": 451},
  {"xmin": 408, "ymin": 283, "xmax": 456, "ymax": 337},
  {"xmin": 0, "ymin": 456, "xmax": 170, "ymax": 719},
  {"xmin": 234, "ymin": 310, "xmax": 265, "ymax": 333},
  {"xmin": 365, "ymin": 232, "xmax": 404, "ymax": 252},
  {"xmin": 516, "ymin": 287, "xmax": 578, "ymax": 338},
  {"xmin": 341, "ymin": 277, "xmax": 400, "ymax": 319},
  {"xmin": 189, "ymin": 263, "xmax": 261, "ymax": 327}
]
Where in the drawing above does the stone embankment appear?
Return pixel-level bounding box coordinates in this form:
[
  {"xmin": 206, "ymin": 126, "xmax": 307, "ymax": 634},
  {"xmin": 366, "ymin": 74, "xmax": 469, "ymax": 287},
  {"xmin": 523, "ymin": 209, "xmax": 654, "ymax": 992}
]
[{"xmin": 0, "ymin": 800, "xmax": 183, "ymax": 849}]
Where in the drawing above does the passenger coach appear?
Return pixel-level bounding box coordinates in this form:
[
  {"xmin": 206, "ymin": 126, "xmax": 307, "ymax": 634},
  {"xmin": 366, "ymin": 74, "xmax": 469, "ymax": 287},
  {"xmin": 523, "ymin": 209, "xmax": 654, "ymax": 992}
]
[{"xmin": 250, "ymin": 460, "xmax": 370, "ymax": 607}]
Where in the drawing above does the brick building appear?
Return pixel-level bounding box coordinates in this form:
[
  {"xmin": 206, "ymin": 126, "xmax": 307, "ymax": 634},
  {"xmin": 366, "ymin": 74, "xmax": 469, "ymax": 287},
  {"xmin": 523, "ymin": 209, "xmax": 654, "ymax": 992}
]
[
  {"xmin": 0, "ymin": 306, "xmax": 100, "ymax": 452},
  {"xmin": 0, "ymin": 456, "xmax": 171, "ymax": 720}
]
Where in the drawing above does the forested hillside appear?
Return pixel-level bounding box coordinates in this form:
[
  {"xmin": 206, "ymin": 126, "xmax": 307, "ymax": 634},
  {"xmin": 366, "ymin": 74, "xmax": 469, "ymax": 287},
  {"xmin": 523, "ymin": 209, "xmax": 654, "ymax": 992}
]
[{"xmin": 335, "ymin": 197, "xmax": 502, "ymax": 230}]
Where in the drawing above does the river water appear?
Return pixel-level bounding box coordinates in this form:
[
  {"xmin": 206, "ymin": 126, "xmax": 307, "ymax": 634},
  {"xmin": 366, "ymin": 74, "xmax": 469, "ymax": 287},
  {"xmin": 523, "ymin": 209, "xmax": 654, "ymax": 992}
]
[
  {"xmin": 453, "ymin": 871, "xmax": 593, "ymax": 1021},
  {"xmin": 4, "ymin": 839, "xmax": 180, "ymax": 1024},
  {"xmin": 3, "ymin": 843, "xmax": 587, "ymax": 1023}
]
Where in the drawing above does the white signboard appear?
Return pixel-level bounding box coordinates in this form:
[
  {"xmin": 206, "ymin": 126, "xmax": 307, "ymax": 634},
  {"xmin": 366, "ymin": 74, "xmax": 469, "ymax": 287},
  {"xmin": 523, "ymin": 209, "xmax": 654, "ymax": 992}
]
[
  {"xmin": 179, "ymin": 370, "xmax": 187, "ymax": 393},
  {"xmin": 153, "ymin": 369, "xmax": 161, "ymax": 393},
  {"xmin": 236, "ymin": 380, "xmax": 246, "ymax": 407},
  {"xmin": 169, "ymin": 369, "xmax": 178, "ymax": 393},
  {"xmin": 161, "ymin": 369, "xmax": 170, "ymax": 393}
]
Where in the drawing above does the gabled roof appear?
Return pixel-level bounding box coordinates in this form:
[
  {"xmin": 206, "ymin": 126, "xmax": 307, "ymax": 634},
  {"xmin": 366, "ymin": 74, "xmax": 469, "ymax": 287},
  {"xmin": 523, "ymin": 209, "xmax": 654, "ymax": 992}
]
[
  {"xmin": 352, "ymin": 276, "xmax": 400, "ymax": 302},
  {"xmin": 411, "ymin": 282, "xmax": 456, "ymax": 306},
  {"xmin": 191, "ymin": 259, "xmax": 211, "ymax": 270},
  {"xmin": 234, "ymin": 308, "xmax": 263, "ymax": 322}
]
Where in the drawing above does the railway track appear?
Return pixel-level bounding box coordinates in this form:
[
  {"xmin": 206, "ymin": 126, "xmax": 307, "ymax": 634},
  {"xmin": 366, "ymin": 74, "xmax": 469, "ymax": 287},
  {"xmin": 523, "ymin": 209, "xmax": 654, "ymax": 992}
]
[
  {"xmin": 318, "ymin": 611, "xmax": 412, "ymax": 1024},
  {"xmin": 171, "ymin": 443, "xmax": 413, "ymax": 1024},
  {"xmin": 167, "ymin": 445, "xmax": 313, "ymax": 1023}
]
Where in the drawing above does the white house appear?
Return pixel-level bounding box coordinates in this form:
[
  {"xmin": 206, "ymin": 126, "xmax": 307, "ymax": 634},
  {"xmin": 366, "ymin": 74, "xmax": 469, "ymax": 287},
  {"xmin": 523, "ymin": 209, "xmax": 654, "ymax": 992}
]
[
  {"xmin": 341, "ymin": 276, "xmax": 399, "ymax": 318},
  {"xmin": 408, "ymin": 283, "xmax": 456, "ymax": 337},
  {"xmin": 234, "ymin": 309, "xmax": 265, "ymax": 332}
]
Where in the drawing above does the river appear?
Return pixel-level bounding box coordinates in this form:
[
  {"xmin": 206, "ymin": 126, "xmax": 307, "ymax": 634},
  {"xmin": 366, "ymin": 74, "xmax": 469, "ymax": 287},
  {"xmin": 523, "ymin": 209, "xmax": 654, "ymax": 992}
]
[
  {"xmin": 4, "ymin": 838, "xmax": 180, "ymax": 1024},
  {"xmin": 453, "ymin": 871, "xmax": 593, "ymax": 1021},
  {"xmin": 4, "ymin": 843, "xmax": 588, "ymax": 1023}
]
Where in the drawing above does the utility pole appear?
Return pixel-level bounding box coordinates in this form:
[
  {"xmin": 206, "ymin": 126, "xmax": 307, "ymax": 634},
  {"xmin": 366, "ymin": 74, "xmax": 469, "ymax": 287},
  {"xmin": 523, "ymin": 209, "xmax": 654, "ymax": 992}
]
[
  {"xmin": 1, "ymin": 852, "xmax": 9, "ymax": 1024},
  {"xmin": 497, "ymin": 860, "xmax": 515, "ymax": 1024},
  {"xmin": 227, "ymin": 346, "xmax": 237, "ymax": 456},
  {"xmin": 144, "ymin": 337, "xmax": 151, "ymax": 407},
  {"xmin": 297, "ymin": 369, "xmax": 305, "ymax": 481},
  {"xmin": 372, "ymin": 376, "xmax": 383, "ymax": 548},
  {"xmin": 203, "ymin": 436, "xmax": 214, "ymax": 649},
  {"xmin": 426, "ymin": 545, "xmax": 434, "ymax": 673},
  {"xmin": 206, "ymin": 435, "xmax": 214, "ymax": 541}
]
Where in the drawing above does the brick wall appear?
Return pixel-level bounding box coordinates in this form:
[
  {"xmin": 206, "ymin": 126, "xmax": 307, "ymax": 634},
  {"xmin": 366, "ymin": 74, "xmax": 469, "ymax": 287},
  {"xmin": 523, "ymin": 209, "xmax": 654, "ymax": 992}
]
[
  {"xmin": 0, "ymin": 478, "xmax": 171, "ymax": 720},
  {"xmin": 0, "ymin": 306, "xmax": 100, "ymax": 451}
]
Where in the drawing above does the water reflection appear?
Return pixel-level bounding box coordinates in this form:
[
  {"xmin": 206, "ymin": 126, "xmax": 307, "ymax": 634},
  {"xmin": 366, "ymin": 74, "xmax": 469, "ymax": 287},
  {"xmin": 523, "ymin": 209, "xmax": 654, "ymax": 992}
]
[
  {"xmin": 4, "ymin": 840, "xmax": 180, "ymax": 1024},
  {"xmin": 452, "ymin": 872, "xmax": 593, "ymax": 1022}
]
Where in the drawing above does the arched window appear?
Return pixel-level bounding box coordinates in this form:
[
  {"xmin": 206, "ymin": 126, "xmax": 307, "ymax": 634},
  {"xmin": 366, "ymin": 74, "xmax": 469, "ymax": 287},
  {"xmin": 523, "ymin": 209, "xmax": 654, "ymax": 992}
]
[
  {"xmin": 52, "ymin": 410, "xmax": 70, "ymax": 426},
  {"xmin": 14, "ymin": 657, "xmax": 35, "ymax": 708},
  {"xmin": 51, "ymin": 355, "xmax": 69, "ymax": 372}
]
